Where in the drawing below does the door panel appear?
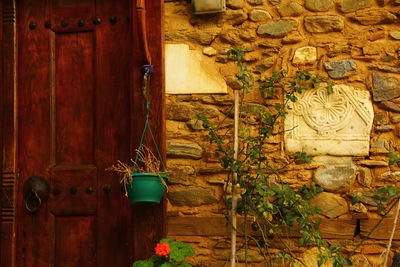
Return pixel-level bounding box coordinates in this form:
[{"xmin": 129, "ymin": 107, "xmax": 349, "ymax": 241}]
[{"xmin": 14, "ymin": 0, "xmax": 164, "ymax": 266}]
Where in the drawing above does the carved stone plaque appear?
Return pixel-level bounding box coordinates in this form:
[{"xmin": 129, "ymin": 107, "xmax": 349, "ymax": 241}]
[{"xmin": 284, "ymin": 84, "xmax": 374, "ymax": 156}]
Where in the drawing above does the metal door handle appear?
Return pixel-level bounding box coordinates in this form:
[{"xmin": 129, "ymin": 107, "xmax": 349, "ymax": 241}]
[{"xmin": 23, "ymin": 176, "xmax": 50, "ymax": 214}]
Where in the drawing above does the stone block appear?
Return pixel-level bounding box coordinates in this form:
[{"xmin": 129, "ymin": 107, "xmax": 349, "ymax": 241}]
[
  {"xmin": 257, "ymin": 20, "xmax": 295, "ymax": 37},
  {"xmin": 314, "ymin": 165, "xmax": 356, "ymax": 192},
  {"xmin": 358, "ymin": 159, "xmax": 388, "ymax": 167},
  {"xmin": 339, "ymin": 0, "xmax": 372, "ymax": 13},
  {"xmin": 310, "ymin": 192, "xmax": 349, "ymax": 218},
  {"xmin": 202, "ymin": 47, "xmax": 217, "ymax": 56},
  {"xmin": 357, "ymin": 167, "xmax": 373, "ymax": 187},
  {"xmin": 305, "ymin": 0, "xmax": 334, "ymax": 12},
  {"xmin": 292, "ymin": 46, "xmax": 317, "ymax": 65},
  {"xmin": 372, "ymin": 73, "xmax": 400, "ymax": 101},
  {"xmin": 389, "ymin": 32, "xmax": 400, "ymax": 40},
  {"xmin": 352, "ymin": 9, "xmax": 397, "ymax": 25},
  {"xmin": 378, "ymin": 101, "xmax": 400, "ymax": 113},
  {"xmin": 227, "ymin": 0, "xmax": 244, "ymax": 9},
  {"xmin": 304, "ymin": 15, "xmax": 344, "ymax": 33},
  {"xmin": 247, "ymin": 0, "xmax": 263, "ymax": 5},
  {"xmin": 285, "ymin": 84, "xmax": 374, "ymax": 156},
  {"xmin": 370, "ymin": 138, "xmax": 391, "ymax": 154},
  {"xmin": 249, "ymin": 9, "xmax": 272, "ymax": 22},
  {"xmin": 166, "ymin": 44, "xmax": 227, "ymax": 94},
  {"xmin": 167, "ymin": 142, "xmax": 203, "ymax": 159},
  {"xmin": 168, "ymin": 187, "xmax": 218, "ymax": 206},
  {"xmin": 278, "ymin": 2, "xmax": 303, "ymax": 17},
  {"xmin": 168, "ymin": 165, "xmax": 196, "ymax": 185},
  {"xmin": 324, "ymin": 59, "xmax": 357, "ymax": 79},
  {"xmin": 166, "ymin": 103, "xmax": 194, "ymax": 121},
  {"xmin": 223, "ymin": 10, "xmax": 248, "ymax": 25}
]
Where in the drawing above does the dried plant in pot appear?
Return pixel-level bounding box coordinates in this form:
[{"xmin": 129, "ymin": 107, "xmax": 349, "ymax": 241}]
[{"xmin": 108, "ymin": 145, "xmax": 168, "ymax": 205}]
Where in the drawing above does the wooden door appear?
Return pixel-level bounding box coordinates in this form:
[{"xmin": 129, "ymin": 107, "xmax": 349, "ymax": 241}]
[{"xmin": 12, "ymin": 0, "xmax": 165, "ymax": 266}]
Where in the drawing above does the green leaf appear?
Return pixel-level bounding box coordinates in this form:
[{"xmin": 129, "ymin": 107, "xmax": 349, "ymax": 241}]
[
  {"xmin": 351, "ymin": 196, "xmax": 360, "ymax": 205},
  {"xmin": 344, "ymin": 258, "xmax": 353, "ymax": 266},
  {"xmin": 132, "ymin": 260, "xmax": 153, "ymax": 267}
]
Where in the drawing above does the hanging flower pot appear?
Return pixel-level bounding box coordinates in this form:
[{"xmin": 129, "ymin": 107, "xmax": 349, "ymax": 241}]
[
  {"xmin": 108, "ymin": 64, "xmax": 168, "ymax": 206},
  {"xmin": 127, "ymin": 173, "xmax": 168, "ymax": 204}
]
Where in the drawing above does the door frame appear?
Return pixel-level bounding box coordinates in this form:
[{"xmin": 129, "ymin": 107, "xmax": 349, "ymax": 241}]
[{"xmin": 0, "ymin": 0, "xmax": 166, "ymax": 265}]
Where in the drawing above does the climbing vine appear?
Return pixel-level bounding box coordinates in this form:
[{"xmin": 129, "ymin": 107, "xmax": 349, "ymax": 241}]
[{"xmin": 198, "ymin": 48, "xmax": 351, "ymax": 266}]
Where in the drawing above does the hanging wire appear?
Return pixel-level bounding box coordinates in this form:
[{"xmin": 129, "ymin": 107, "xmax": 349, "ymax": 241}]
[{"xmin": 134, "ymin": 65, "xmax": 166, "ymax": 171}]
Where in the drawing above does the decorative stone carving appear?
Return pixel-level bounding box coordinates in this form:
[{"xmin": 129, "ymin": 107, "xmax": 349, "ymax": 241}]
[{"xmin": 284, "ymin": 84, "xmax": 373, "ymax": 156}]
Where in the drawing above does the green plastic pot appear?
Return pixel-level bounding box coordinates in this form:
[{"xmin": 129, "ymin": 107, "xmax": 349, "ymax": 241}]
[{"xmin": 127, "ymin": 173, "xmax": 167, "ymax": 205}]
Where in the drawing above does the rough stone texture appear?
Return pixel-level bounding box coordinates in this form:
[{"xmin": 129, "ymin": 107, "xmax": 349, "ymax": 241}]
[
  {"xmin": 187, "ymin": 119, "xmax": 204, "ymax": 131},
  {"xmin": 164, "ymin": 0, "xmax": 400, "ymax": 263},
  {"xmin": 203, "ymin": 47, "xmax": 217, "ymax": 56},
  {"xmin": 269, "ymin": 0, "xmax": 280, "ymax": 5},
  {"xmin": 380, "ymin": 171, "xmax": 400, "ymax": 182},
  {"xmin": 314, "ymin": 165, "xmax": 356, "ymax": 192},
  {"xmin": 371, "ymin": 73, "xmax": 400, "ymax": 102},
  {"xmin": 390, "ymin": 32, "xmax": 400, "ymax": 40},
  {"xmin": 375, "ymin": 124, "xmax": 394, "ymax": 132},
  {"xmin": 282, "ymin": 31, "xmax": 303, "ymax": 44},
  {"xmin": 379, "ymin": 101, "xmax": 400, "ymax": 113},
  {"xmin": 304, "ymin": 16, "xmax": 344, "ymax": 33},
  {"xmin": 255, "ymin": 59, "xmax": 274, "ymax": 73},
  {"xmin": 277, "ymin": 2, "xmax": 303, "ymax": 17},
  {"xmin": 227, "ymin": 0, "xmax": 245, "ymax": 9},
  {"xmin": 349, "ymin": 254, "xmax": 372, "ymax": 267},
  {"xmin": 223, "ymin": 10, "xmax": 248, "ymax": 25},
  {"xmin": 324, "ymin": 60, "xmax": 357, "ymax": 79},
  {"xmin": 247, "ymin": 0, "xmax": 263, "ymax": 5},
  {"xmin": 370, "ymin": 138, "xmax": 391, "ymax": 154},
  {"xmin": 168, "ymin": 187, "xmax": 218, "ymax": 206},
  {"xmin": 357, "ymin": 167, "xmax": 373, "ymax": 187},
  {"xmin": 214, "ymin": 249, "xmax": 264, "ymax": 262},
  {"xmin": 220, "ymin": 29, "xmax": 242, "ymax": 45},
  {"xmin": 374, "ymin": 112, "xmax": 389, "ymax": 125},
  {"xmin": 249, "ymin": 9, "xmax": 272, "ymax": 22},
  {"xmin": 310, "ymin": 192, "xmax": 349, "ymax": 218},
  {"xmin": 339, "ymin": 0, "xmax": 372, "ymax": 13},
  {"xmin": 239, "ymin": 103, "xmax": 268, "ymax": 115},
  {"xmin": 199, "ymin": 166, "xmax": 227, "ymax": 175},
  {"xmin": 168, "ymin": 165, "xmax": 196, "ymax": 185},
  {"xmin": 166, "ymin": 29, "xmax": 221, "ymax": 45},
  {"xmin": 201, "ymin": 95, "xmax": 233, "ymax": 106},
  {"xmin": 192, "ymin": 106, "xmax": 220, "ymax": 118},
  {"xmin": 305, "ymin": 0, "xmax": 334, "ymax": 12},
  {"xmin": 292, "ymin": 46, "xmax": 317, "ymax": 65},
  {"xmin": 349, "ymin": 190, "xmax": 388, "ymax": 206},
  {"xmin": 226, "ymin": 76, "xmax": 242, "ymax": 90},
  {"xmin": 285, "ymin": 84, "xmax": 374, "ymax": 156},
  {"xmin": 392, "ymin": 115, "xmax": 400, "ymax": 123},
  {"xmin": 370, "ymin": 64, "xmax": 400, "ymax": 74},
  {"xmin": 302, "ymin": 247, "xmax": 335, "ymax": 267},
  {"xmin": 257, "ymin": 20, "xmax": 294, "ymax": 37},
  {"xmin": 167, "ymin": 142, "xmax": 203, "ymax": 159},
  {"xmin": 352, "ymin": 9, "xmax": 397, "ymax": 25},
  {"xmin": 350, "ymin": 203, "xmax": 368, "ymax": 214},
  {"xmin": 358, "ymin": 159, "xmax": 388, "ymax": 167},
  {"xmin": 167, "ymin": 103, "xmax": 194, "ymax": 121}
]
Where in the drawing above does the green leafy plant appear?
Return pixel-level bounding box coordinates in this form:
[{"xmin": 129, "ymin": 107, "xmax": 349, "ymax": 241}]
[
  {"xmin": 132, "ymin": 238, "xmax": 195, "ymax": 267},
  {"xmin": 198, "ymin": 47, "xmax": 351, "ymax": 266},
  {"xmin": 388, "ymin": 152, "xmax": 400, "ymax": 166}
]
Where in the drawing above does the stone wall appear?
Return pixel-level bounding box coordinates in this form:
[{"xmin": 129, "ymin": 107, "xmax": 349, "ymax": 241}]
[{"xmin": 164, "ymin": 0, "xmax": 400, "ymax": 266}]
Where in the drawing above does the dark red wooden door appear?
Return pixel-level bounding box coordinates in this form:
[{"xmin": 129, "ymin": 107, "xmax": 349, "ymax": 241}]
[{"xmin": 14, "ymin": 0, "xmax": 164, "ymax": 266}]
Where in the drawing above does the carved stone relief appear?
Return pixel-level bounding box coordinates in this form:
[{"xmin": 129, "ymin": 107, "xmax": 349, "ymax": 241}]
[{"xmin": 284, "ymin": 84, "xmax": 374, "ymax": 156}]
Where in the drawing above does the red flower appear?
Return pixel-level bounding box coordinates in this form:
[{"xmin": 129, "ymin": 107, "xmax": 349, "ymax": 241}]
[{"xmin": 155, "ymin": 242, "xmax": 170, "ymax": 257}]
